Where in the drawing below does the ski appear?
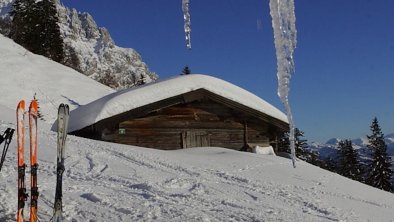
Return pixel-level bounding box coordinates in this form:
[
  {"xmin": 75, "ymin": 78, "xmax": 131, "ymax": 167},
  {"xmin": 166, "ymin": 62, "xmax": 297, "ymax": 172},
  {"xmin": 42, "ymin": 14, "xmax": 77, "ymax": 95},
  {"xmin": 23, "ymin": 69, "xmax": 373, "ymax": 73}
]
[
  {"xmin": 52, "ymin": 104, "xmax": 69, "ymax": 222},
  {"xmin": 17, "ymin": 100, "xmax": 28, "ymax": 222},
  {"xmin": 29, "ymin": 100, "xmax": 39, "ymax": 222}
]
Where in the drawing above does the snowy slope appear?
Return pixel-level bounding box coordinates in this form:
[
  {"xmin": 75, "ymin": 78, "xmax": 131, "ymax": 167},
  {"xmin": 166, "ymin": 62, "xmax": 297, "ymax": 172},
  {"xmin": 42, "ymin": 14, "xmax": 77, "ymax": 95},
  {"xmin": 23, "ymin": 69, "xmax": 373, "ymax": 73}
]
[
  {"xmin": 1, "ymin": 106, "xmax": 394, "ymax": 221},
  {"xmin": 0, "ymin": 34, "xmax": 114, "ymax": 123}
]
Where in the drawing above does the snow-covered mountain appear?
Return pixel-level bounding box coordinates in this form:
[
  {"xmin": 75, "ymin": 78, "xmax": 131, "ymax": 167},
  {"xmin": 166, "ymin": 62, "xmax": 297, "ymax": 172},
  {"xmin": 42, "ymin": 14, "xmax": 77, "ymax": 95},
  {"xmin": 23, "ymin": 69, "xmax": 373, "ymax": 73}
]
[
  {"xmin": 0, "ymin": 0, "xmax": 11, "ymax": 19},
  {"xmin": 310, "ymin": 134, "xmax": 394, "ymax": 161},
  {"xmin": 1, "ymin": 31, "xmax": 394, "ymax": 221},
  {"xmin": 0, "ymin": 0, "xmax": 158, "ymax": 90},
  {"xmin": 325, "ymin": 138, "xmax": 341, "ymax": 146},
  {"xmin": 56, "ymin": 2, "xmax": 158, "ymax": 89},
  {"xmin": 0, "ymin": 0, "xmax": 11, "ymax": 34}
]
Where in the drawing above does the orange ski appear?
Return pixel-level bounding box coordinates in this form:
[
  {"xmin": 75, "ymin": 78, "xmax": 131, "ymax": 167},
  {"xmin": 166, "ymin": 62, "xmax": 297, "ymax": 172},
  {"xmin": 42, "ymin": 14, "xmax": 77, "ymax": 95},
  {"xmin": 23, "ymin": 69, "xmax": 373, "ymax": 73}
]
[
  {"xmin": 29, "ymin": 100, "xmax": 39, "ymax": 222},
  {"xmin": 17, "ymin": 100, "xmax": 27, "ymax": 222}
]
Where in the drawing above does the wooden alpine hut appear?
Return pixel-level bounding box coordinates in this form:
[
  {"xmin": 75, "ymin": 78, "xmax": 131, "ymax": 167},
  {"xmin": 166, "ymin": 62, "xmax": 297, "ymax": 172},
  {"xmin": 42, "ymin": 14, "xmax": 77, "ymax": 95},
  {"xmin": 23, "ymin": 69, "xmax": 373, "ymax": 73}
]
[{"xmin": 57, "ymin": 74, "xmax": 289, "ymax": 151}]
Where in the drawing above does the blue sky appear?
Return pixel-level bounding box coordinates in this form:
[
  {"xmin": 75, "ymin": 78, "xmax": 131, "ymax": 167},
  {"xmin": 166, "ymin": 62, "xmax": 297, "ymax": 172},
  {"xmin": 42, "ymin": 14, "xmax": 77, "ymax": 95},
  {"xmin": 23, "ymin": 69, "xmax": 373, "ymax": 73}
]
[{"xmin": 61, "ymin": 0, "xmax": 394, "ymax": 143}]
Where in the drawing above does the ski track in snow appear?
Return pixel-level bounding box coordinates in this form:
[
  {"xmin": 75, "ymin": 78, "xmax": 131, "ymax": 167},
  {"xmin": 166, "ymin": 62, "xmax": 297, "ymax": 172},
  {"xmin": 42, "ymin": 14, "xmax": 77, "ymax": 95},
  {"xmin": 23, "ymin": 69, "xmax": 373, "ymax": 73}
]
[{"xmin": 1, "ymin": 120, "xmax": 394, "ymax": 221}]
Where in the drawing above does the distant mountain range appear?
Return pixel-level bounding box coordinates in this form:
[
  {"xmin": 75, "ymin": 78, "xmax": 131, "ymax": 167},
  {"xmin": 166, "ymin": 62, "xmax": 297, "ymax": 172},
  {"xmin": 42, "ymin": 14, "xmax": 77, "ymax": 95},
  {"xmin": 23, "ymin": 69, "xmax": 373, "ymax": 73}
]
[
  {"xmin": 0, "ymin": 0, "xmax": 158, "ymax": 90},
  {"xmin": 310, "ymin": 134, "xmax": 394, "ymax": 158}
]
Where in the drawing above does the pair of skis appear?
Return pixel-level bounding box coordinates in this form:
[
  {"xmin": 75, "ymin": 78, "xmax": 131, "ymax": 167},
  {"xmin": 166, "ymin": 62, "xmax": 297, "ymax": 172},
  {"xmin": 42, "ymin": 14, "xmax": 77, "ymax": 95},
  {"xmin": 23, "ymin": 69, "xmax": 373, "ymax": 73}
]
[
  {"xmin": 52, "ymin": 103, "xmax": 69, "ymax": 222},
  {"xmin": 16, "ymin": 100, "xmax": 39, "ymax": 222},
  {"xmin": 16, "ymin": 101, "xmax": 69, "ymax": 222}
]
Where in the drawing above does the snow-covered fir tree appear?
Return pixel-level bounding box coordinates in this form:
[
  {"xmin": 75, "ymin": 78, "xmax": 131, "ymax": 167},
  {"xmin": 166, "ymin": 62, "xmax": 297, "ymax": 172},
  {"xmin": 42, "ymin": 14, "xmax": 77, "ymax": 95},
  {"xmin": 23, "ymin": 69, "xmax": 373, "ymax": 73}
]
[
  {"xmin": 337, "ymin": 139, "xmax": 363, "ymax": 182},
  {"xmin": 33, "ymin": 93, "xmax": 44, "ymax": 121},
  {"xmin": 365, "ymin": 117, "xmax": 393, "ymax": 192}
]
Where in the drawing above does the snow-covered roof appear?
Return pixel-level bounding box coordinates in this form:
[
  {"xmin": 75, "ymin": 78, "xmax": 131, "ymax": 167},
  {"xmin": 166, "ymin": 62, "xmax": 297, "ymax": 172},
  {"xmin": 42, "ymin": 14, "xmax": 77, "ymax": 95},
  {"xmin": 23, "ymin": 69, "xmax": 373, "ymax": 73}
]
[{"xmin": 59, "ymin": 74, "xmax": 288, "ymax": 132}]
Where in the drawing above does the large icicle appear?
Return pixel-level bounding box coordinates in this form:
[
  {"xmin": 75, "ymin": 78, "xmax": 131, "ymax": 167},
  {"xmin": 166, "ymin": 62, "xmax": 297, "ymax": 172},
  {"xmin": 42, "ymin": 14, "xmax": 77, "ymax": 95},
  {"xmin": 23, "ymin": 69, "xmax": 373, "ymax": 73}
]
[
  {"xmin": 182, "ymin": 0, "xmax": 192, "ymax": 49},
  {"xmin": 269, "ymin": 0, "xmax": 297, "ymax": 167}
]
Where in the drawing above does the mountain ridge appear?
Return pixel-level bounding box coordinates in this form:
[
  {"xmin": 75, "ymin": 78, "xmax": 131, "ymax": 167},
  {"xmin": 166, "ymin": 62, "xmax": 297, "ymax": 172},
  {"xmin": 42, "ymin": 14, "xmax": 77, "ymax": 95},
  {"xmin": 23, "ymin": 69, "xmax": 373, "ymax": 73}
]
[{"xmin": 311, "ymin": 134, "xmax": 394, "ymax": 157}]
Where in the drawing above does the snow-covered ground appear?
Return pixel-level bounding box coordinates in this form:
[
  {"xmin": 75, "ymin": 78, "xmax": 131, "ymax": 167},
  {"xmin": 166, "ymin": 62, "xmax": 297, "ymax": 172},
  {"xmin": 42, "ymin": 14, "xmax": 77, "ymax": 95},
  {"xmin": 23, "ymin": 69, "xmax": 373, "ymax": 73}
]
[
  {"xmin": 1, "ymin": 107, "xmax": 394, "ymax": 221},
  {"xmin": 1, "ymin": 34, "xmax": 394, "ymax": 221}
]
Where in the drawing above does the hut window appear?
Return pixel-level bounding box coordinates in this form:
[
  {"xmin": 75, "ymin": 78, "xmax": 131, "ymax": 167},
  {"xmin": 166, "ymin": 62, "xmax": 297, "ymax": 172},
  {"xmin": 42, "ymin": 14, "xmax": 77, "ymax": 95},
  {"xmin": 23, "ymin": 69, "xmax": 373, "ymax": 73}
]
[{"xmin": 118, "ymin": 128, "xmax": 126, "ymax": 135}]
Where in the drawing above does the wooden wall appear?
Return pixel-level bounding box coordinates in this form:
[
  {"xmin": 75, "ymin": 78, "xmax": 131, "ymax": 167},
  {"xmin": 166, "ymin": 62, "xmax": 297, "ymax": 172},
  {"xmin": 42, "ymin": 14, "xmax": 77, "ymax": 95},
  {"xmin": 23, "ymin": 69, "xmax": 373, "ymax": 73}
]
[{"xmin": 105, "ymin": 100, "xmax": 272, "ymax": 150}]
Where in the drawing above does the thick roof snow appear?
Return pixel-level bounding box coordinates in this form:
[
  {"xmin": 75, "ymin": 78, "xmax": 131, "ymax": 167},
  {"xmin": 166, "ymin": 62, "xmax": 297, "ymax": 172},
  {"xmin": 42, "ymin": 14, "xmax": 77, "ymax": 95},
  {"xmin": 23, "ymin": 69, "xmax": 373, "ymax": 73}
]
[{"xmin": 62, "ymin": 74, "xmax": 288, "ymax": 132}]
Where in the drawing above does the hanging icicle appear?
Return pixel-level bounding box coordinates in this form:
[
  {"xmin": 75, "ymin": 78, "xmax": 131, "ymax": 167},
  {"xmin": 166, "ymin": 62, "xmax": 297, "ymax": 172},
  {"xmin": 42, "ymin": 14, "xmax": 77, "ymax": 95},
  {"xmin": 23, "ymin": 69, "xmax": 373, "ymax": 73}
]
[
  {"xmin": 182, "ymin": 0, "xmax": 192, "ymax": 49},
  {"xmin": 269, "ymin": 0, "xmax": 297, "ymax": 167}
]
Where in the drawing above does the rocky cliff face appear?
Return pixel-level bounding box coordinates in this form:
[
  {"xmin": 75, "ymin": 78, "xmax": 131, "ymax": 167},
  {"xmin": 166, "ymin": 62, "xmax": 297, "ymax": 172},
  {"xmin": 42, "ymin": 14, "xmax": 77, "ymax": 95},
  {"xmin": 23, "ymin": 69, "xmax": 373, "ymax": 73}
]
[
  {"xmin": 0, "ymin": 0, "xmax": 158, "ymax": 90},
  {"xmin": 0, "ymin": 0, "xmax": 12, "ymax": 35},
  {"xmin": 57, "ymin": 3, "xmax": 158, "ymax": 89}
]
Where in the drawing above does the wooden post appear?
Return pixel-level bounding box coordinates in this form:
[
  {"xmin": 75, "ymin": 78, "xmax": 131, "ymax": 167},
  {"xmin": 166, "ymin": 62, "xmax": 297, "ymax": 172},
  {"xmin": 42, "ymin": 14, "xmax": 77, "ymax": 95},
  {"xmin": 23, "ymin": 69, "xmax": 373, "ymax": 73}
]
[
  {"xmin": 240, "ymin": 121, "xmax": 249, "ymax": 152},
  {"xmin": 181, "ymin": 131, "xmax": 186, "ymax": 148},
  {"xmin": 244, "ymin": 121, "xmax": 248, "ymax": 146}
]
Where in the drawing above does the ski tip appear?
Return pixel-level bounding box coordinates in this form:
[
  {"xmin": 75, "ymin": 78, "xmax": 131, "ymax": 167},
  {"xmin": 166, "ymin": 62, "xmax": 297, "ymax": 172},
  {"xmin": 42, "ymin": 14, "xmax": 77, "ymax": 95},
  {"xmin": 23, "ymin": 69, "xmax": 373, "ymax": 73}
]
[
  {"xmin": 59, "ymin": 103, "xmax": 70, "ymax": 114},
  {"xmin": 30, "ymin": 99, "xmax": 38, "ymax": 111},
  {"xmin": 58, "ymin": 103, "xmax": 65, "ymax": 113},
  {"xmin": 17, "ymin": 100, "xmax": 25, "ymax": 109}
]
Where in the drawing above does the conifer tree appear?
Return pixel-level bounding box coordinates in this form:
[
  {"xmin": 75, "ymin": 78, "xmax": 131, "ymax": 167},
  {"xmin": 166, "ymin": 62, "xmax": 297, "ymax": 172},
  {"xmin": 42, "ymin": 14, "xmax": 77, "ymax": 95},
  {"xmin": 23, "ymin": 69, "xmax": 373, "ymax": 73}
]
[
  {"xmin": 279, "ymin": 128, "xmax": 315, "ymax": 163},
  {"xmin": 10, "ymin": 0, "xmax": 35, "ymax": 46},
  {"xmin": 294, "ymin": 128, "xmax": 309, "ymax": 160},
  {"xmin": 320, "ymin": 156, "xmax": 338, "ymax": 172},
  {"xmin": 33, "ymin": 93, "xmax": 44, "ymax": 121},
  {"xmin": 365, "ymin": 118, "xmax": 393, "ymax": 192},
  {"xmin": 39, "ymin": 0, "xmax": 64, "ymax": 62},
  {"xmin": 305, "ymin": 150, "xmax": 321, "ymax": 166},
  {"xmin": 280, "ymin": 128, "xmax": 309, "ymax": 160},
  {"xmin": 337, "ymin": 139, "xmax": 363, "ymax": 182},
  {"xmin": 181, "ymin": 66, "xmax": 191, "ymax": 75},
  {"xmin": 10, "ymin": 0, "xmax": 64, "ymax": 62}
]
